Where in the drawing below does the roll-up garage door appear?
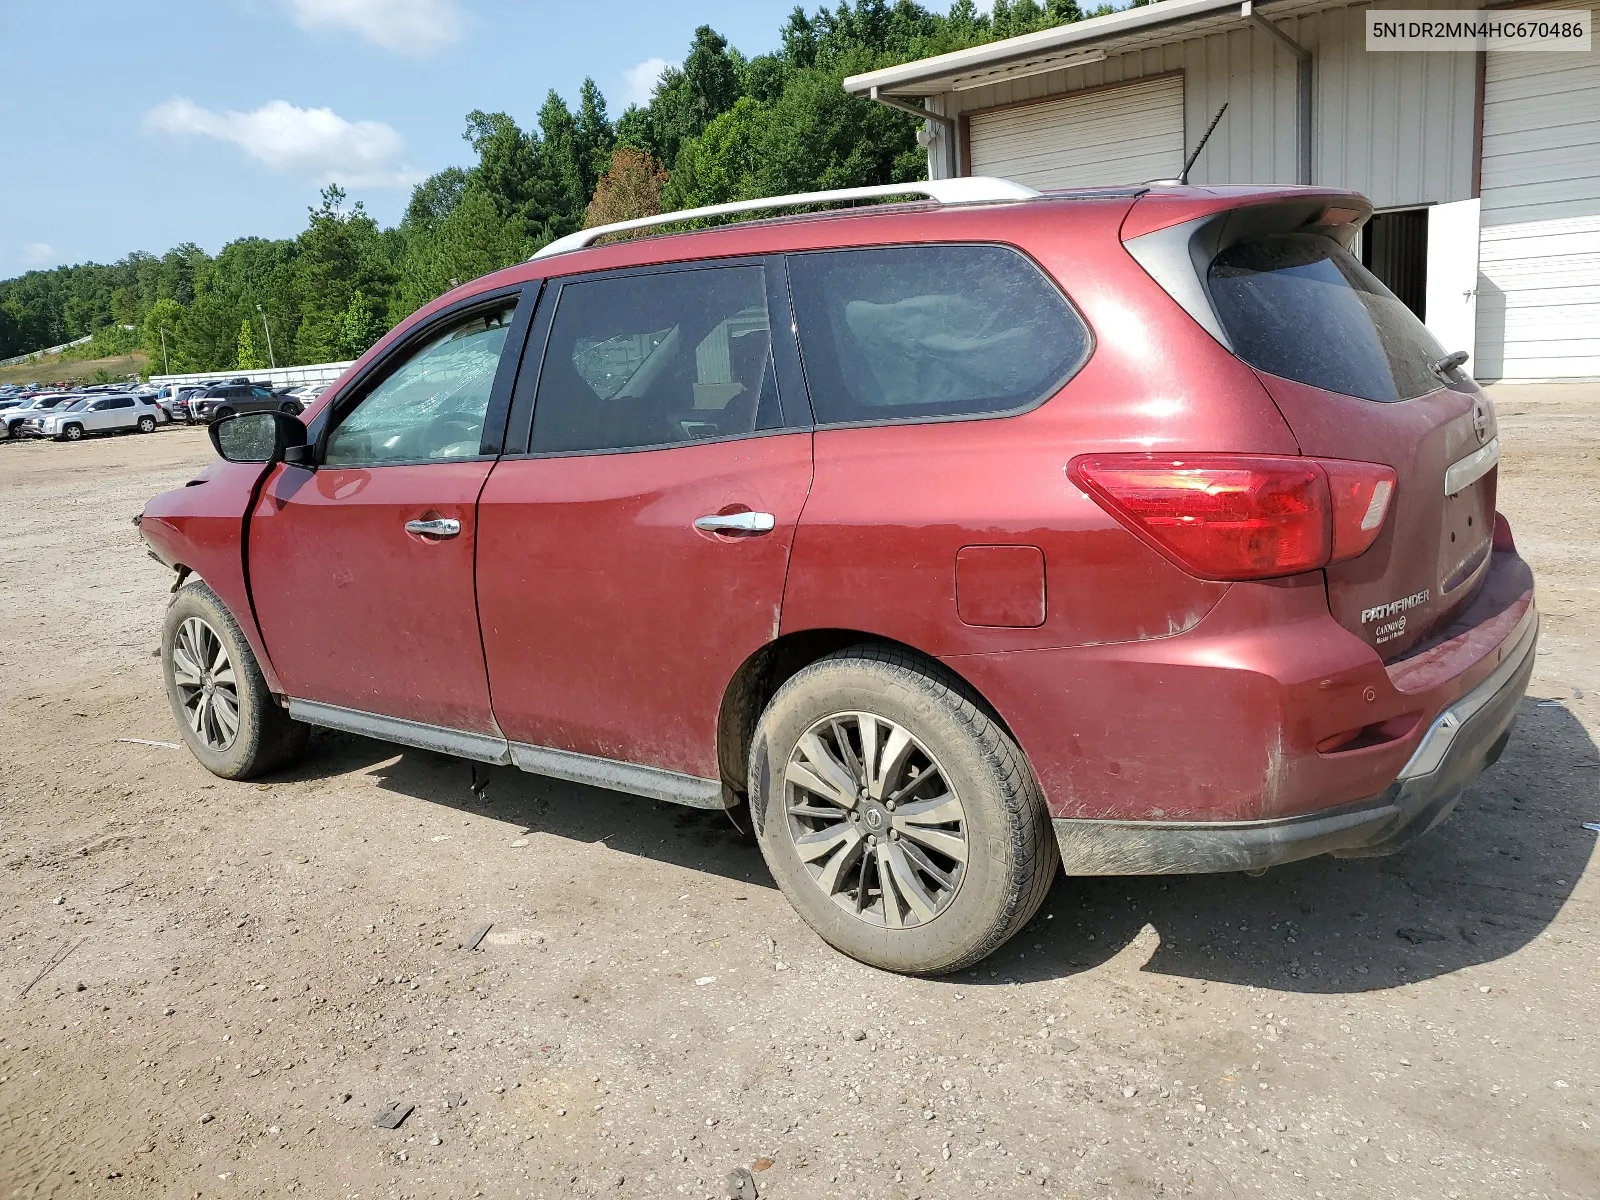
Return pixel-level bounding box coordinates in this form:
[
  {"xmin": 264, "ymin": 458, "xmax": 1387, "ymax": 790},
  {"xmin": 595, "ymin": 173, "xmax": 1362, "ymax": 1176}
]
[
  {"xmin": 967, "ymin": 75, "xmax": 1185, "ymax": 190},
  {"xmin": 1476, "ymin": 34, "xmax": 1600, "ymax": 380}
]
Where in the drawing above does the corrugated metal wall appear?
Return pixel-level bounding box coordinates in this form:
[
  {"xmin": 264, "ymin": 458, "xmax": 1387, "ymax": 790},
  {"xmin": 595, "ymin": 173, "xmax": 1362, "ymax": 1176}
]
[
  {"xmin": 934, "ymin": 0, "xmax": 1476, "ymax": 210},
  {"xmin": 1476, "ymin": 33, "xmax": 1600, "ymax": 381}
]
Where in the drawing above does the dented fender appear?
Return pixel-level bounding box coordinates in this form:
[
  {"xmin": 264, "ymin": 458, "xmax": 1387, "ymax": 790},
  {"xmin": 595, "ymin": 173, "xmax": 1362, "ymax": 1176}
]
[{"xmin": 139, "ymin": 459, "xmax": 285, "ymax": 696}]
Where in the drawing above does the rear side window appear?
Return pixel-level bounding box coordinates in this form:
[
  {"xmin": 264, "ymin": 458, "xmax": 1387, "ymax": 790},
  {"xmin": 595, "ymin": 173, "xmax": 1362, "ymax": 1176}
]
[
  {"xmin": 786, "ymin": 244, "xmax": 1089, "ymax": 425},
  {"xmin": 531, "ymin": 265, "xmax": 780, "ymax": 454},
  {"xmin": 1207, "ymin": 233, "xmax": 1444, "ymax": 403}
]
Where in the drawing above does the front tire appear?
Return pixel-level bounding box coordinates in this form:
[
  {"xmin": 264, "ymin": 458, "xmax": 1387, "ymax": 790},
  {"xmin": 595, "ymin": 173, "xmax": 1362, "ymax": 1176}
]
[
  {"xmin": 749, "ymin": 646, "xmax": 1057, "ymax": 975},
  {"xmin": 162, "ymin": 581, "xmax": 308, "ymax": 779},
  {"xmin": 62, "ymin": 423, "xmax": 83, "ymax": 441}
]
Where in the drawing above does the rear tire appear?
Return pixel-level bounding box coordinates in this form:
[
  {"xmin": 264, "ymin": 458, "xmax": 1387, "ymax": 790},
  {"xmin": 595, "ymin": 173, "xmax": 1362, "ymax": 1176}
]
[
  {"xmin": 213, "ymin": 407, "xmax": 234, "ymax": 421},
  {"xmin": 748, "ymin": 646, "xmax": 1057, "ymax": 976},
  {"xmin": 137, "ymin": 415, "xmax": 156, "ymax": 433},
  {"xmin": 162, "ymin": 581, "xmax": 308, "ymax": 780}
]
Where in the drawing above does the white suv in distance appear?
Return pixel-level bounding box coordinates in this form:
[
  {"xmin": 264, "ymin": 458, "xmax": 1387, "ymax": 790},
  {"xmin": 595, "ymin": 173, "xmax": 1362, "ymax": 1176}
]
[{"xmin": 27, "ymin": 394, "xmax": 167, "ymax": 441}]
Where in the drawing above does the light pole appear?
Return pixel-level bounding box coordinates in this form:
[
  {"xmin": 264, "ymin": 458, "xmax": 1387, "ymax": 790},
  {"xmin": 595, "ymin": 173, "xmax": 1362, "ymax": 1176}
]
[
  {"xmin": 158, "ymin": 325, "xmax": 170, "ymax": 375},
  {"xmin": 256, "ymin": 303, "xmax": 277, "ymax": 370}
]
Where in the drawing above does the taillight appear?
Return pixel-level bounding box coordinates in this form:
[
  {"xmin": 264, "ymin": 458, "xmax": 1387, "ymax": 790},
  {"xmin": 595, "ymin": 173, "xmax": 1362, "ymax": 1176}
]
[{"xmin": 1068, "ymin": 454, "xmax": 1396, "ymax": 581}]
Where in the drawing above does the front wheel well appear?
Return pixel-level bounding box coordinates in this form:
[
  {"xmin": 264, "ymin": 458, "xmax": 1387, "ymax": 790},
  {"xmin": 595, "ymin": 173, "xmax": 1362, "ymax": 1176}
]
[{"xmin": 714, "ymin": 629, "xmax": 1017, "ymax": 798}]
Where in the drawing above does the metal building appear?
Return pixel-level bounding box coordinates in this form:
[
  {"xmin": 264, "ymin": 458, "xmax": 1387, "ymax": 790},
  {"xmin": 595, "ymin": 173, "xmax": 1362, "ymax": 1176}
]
[{"xmin": 845, "ymin": 0, "xmax": 1599, "ymax": 382}]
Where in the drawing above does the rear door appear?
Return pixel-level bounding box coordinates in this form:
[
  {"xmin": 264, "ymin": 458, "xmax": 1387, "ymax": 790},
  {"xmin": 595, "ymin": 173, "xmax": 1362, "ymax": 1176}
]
[
  {"xmin": 86, "ymin": 397, "xmax": 127, "ymax": 431},
  {"xmin": 476, "ymin": 257, "xmax": 812, "ymax": 782},
  {"xmin": 1203, "ymin": 228, "xmax": 1497, "ymax": 658},
  {"xmin": 103, "ymin": 397, "xmax": 137, "ymax": 430}
]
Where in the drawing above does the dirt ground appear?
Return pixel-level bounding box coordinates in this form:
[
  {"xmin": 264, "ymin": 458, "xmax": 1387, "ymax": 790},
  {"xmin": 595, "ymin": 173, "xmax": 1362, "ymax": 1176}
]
[{"xmin": 2, "ymin": 388, "xmax": 1596, "ymax": 1200}]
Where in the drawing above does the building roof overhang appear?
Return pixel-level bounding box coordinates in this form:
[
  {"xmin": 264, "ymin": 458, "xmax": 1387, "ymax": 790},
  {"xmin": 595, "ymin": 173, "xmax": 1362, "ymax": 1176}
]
[{"xmin": 843, "ymin": 0, "xmax": 1360, "ymax": 98}]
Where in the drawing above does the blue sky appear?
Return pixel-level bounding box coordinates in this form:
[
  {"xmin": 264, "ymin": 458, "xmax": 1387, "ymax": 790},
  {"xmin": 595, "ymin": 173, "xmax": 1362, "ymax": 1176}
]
[{"xmin": 0, "ymin": 0, "xmax": 915, "ymax": 277}]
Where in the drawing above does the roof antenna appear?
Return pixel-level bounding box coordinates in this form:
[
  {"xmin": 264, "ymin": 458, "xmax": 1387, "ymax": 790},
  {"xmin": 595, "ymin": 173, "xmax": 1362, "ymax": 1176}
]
[
  {"xmin": 1179, "ymin": 102, "xmax": 1229, "ymax": 184},
  {"xmin": 1150, "ymin": 102, "xmax": 1229, "ymax": 186}
]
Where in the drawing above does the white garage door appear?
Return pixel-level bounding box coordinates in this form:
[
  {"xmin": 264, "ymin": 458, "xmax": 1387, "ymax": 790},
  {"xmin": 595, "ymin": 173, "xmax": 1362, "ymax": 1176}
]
[
  {"xmin": 1476, "ymin": 40, "xmax": 1600, "ymax": 381},
  {"xmin": 968, "ymin": 75, "xmax": 1185, "ymax": 190}
]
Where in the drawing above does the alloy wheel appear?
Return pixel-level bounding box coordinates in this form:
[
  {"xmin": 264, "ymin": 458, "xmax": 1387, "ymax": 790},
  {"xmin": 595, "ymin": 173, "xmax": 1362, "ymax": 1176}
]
[
  {"xmin": 783, "ymin": 711, "xmax": 967, "ymax": 928},
  {"xmin": 171, "ymin": 616, "xmax": 241, "ymax": 752}
]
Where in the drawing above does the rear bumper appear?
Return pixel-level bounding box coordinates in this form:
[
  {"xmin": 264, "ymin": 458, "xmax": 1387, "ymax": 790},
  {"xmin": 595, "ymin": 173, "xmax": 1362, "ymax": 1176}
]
[{"xmin": 1051, "ymin": 606, "xmax": 1538, "ymax": 875}]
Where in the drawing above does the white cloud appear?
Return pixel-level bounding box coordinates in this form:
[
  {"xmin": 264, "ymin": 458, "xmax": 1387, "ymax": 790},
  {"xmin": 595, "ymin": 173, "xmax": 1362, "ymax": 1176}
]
[
  {"xmin": 620, "ymin": 57, "xmax": 677, "ymax": 110},
  {"xmin": 20, "ymin": 243, "xmax": 57, "ymax": 269},
  {"xmin": 145, "ymin": 97, "xmax": 421, "ymax": 188},
  {"xmin": 284, "ymin": 0, "xmax": 466, "ymax": 56}
]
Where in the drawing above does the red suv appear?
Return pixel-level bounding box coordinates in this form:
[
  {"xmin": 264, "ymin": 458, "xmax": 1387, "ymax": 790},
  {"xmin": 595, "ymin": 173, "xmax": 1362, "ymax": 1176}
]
[{"xmin": 138, "ymin": 179, "xmax": 1536, "ymax": 976}]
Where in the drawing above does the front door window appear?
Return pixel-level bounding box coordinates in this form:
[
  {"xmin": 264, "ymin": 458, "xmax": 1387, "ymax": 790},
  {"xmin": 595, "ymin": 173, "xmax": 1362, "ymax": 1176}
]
[{"xmin": 325, "ymin": 303, "xmax": 516, "ymax": 465}]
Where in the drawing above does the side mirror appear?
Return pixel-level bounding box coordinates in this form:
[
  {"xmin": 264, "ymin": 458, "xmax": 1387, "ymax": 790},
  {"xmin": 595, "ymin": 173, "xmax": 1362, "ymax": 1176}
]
[{"xmin": 209, "ymin": 410, "xmax": 308, "ymax": 465}]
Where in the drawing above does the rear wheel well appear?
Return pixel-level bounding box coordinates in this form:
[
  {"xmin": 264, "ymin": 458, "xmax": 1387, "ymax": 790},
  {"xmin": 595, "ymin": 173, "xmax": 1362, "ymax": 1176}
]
[{"xmin": 715, "ymin": 629, "xmax": 1016, "ymax": 798}]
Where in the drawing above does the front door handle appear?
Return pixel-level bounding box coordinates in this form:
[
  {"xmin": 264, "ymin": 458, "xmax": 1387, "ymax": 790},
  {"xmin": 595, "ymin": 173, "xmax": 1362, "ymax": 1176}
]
[
  {"xmin": 405, "ymin": 517, "xmax": 461, "ymax": 538},
  {"xmin": 694, "ymin": 511, "xmax": 776, "ymax": 535}
]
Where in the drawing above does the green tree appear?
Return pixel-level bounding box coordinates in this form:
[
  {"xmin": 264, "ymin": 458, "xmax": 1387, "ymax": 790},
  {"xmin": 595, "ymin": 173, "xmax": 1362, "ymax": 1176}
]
[
  {"xmin": 573, "ymin": 78, "xmax": 615, "ymax": 198},
  {"xmin": 293, "ymin": 185, "xmax": 394, "ymax": 364},
  {"xmin": 397, "ymin": 186, "xmax": 527, "ymax": 315},
  {"xmin": 141, "ymin": 298, "xmax": 184, "ymax": 372},
  {"xmin": 405, "ymin": 167, "xmax": 471, "ymax": 235},
  {"xmin": 236, "ymin": 318, "xmax": 265, "ymax": 370},
  {"xmin": 337, "ymin": 291, "xmax": 386, "ymax": 359},
  {"xmin": 664, "ymin": 97, "xmax": 770, "ymax": 208}
]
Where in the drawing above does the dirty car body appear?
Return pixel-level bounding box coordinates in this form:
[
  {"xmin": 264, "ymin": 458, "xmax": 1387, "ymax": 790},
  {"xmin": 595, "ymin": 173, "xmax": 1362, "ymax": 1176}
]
[{"xmin": 139, "ymin": 180, "xmax": 1536, "ymax": 972}]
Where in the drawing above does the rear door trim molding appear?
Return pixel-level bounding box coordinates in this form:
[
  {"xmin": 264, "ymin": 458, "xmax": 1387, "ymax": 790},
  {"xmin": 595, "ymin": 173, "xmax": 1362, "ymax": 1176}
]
[
  {"xmin": 507, "ymin": 742, "xmax": 727, "ymax": 809},
  {"xmin": 285, "ymin": 699, "xmax": 727, "ymax": 808}
]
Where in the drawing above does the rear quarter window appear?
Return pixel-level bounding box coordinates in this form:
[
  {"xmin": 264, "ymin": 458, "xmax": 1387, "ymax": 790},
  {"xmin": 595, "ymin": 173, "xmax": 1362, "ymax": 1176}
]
[
  {"xmin": 1207, "ymin": 232, "xmax": 1445, "ymax": 403},
  {"xmin": 786, "ymin": 244, "xmax": 1090, "ymax": 425}
]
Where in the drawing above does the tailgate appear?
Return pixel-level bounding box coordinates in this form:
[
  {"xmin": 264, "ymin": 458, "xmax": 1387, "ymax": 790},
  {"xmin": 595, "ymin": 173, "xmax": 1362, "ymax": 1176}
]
[
  {"xmin": 1251, "ymin": 373, "xmax": 1497, "ymax": 658},
  {"xmin": 1192, "ymin": 215, "xmax": 1498, "ymax": 660}
]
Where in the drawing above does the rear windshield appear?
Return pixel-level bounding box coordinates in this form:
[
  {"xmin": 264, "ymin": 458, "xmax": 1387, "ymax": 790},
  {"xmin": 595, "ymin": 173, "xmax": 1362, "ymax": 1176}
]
[{"xmin": 1207, "ymin": 233, "xmax": 1444, "ymax": 403}]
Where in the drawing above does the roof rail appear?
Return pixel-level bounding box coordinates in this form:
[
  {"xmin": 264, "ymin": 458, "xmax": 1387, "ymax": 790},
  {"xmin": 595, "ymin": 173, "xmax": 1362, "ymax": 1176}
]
[{"xmin": 531, "ymin": 176, "xmax": 1042, "ymax": 260}]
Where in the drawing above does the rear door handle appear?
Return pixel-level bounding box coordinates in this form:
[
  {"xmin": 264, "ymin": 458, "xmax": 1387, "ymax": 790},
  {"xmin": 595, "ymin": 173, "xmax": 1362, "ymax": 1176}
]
[
  {"xmin": 694, "ymin": 511, "xmax": 776, "ymax": 535},
  {"xmin": 405, "ymin": 517, "xmax": 461, "ymax": 538}
]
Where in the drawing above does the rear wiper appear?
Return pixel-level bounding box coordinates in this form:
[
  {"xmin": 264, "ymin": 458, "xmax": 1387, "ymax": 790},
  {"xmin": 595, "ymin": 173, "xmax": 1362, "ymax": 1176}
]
[{"xmin": 1430, "ymin": 350, "xmax": 1470, "ymax": 378}]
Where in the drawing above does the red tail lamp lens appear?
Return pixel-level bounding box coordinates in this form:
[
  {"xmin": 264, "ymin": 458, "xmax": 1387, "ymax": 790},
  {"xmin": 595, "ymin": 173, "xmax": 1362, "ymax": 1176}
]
[
  {"xmin": 1069, "ymin": 454, "xmax": 1396, "ymax": 581},
  {"xmin": 1322, "ymin": 459, "xmax": 1396, "ymax": 562}
]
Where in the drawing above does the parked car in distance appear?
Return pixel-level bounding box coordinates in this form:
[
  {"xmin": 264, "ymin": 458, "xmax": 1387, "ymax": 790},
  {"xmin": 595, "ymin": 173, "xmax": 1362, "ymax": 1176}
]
[
  {"xmin": 29, "ymin": 394, "xmax": 166, "ymax": 440},
  {"xmin": 187, "ymin": 382, "xmax": 302, "ymax": 424},
  {"xmin": 3, "ymin": 393, "xmax": 81, "ymax": 438},
  {"xmin": 140, "ymin": 178, "xmax": 1536, "ymax": 976},
  {"xmin": 151, "ymin": 385, "xmax": 202, "ymax": 422}
]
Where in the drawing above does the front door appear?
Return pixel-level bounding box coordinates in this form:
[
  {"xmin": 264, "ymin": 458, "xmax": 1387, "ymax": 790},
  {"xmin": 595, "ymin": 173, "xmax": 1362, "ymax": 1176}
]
[
  {"xmin": 249, "ymin": 291, "xmax": 528, "ymax": 735},
  {"xmin": 476, "ymin": 259, "xmax": 813, "ymax": 781}
]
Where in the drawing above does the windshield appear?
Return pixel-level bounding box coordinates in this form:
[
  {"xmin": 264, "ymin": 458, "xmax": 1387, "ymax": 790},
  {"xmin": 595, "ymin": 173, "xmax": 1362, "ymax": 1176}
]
[
  {"xmin": 63, "ymin": 399, "xmax": 90, "ymax": 411},
  {"xmin": 1207, "ymin": 232, "xmax": 1446, "ymax": 403}
]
